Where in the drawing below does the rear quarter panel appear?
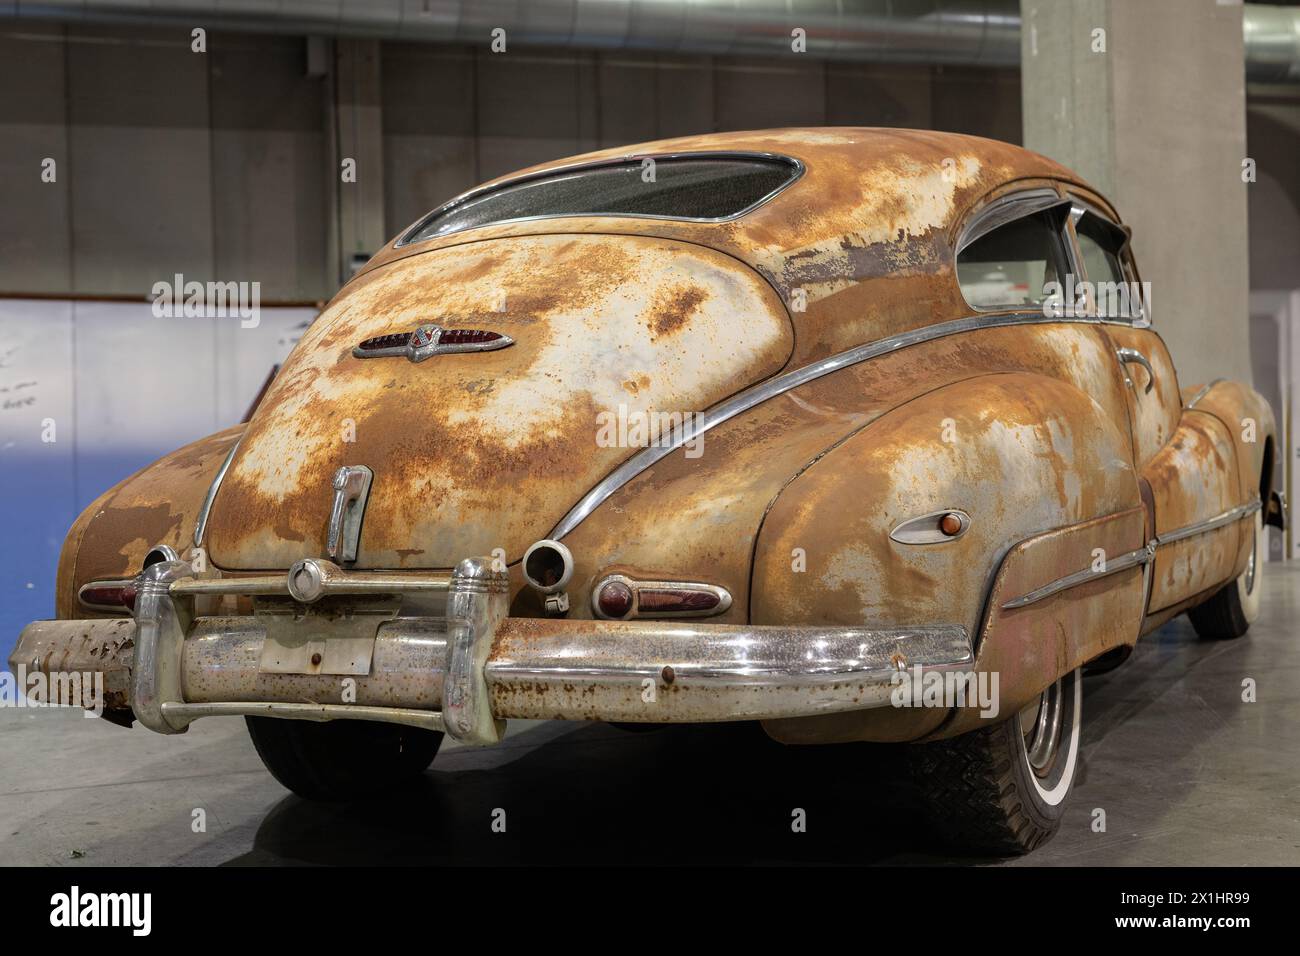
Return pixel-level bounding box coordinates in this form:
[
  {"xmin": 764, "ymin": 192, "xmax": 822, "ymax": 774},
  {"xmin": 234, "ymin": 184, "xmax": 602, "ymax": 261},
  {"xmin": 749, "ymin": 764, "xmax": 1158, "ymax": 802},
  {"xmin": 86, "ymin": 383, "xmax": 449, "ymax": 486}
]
[{"xmin": 751, "ymin": 371, "xmax": 1143, "ymax": 743}]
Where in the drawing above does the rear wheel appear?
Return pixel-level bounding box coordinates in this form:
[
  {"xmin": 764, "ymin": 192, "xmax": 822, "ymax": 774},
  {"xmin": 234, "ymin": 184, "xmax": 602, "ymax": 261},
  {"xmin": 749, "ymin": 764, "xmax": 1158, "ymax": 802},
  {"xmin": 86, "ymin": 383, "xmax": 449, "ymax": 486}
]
[
  {"xmin": 245, "ymin": 716, "xmax": 442, "ymax": 801},
  {"xmin": 1188, "ymin": 510, "xmax": 1264, "ymax": 640},
  {"xmin": 909, "ymin": 669, "xmax": 1082, "ymax": 855}
]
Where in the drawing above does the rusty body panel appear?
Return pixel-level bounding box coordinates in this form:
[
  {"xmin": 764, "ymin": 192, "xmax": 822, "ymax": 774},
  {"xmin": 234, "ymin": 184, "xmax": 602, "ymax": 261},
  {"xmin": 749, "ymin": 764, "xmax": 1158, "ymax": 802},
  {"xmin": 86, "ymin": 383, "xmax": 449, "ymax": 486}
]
[
  {"xmin": 750, "ymin": 373, "xmax": 1139, "ymax": 637},
  {"xmin": 20, "ymin": 128, "xmax": 1274, "ymax": 762},
  {"xmin": 55, "ymin": 426, "xmax": 242, "ymax": 617},
  {"xmin": 1184, "ymin": 379, "xmax": 1276, "ymax": 504},
  {"xmin": 1145, "ymin": 412, "xmax": 1243, "ymax": 612},
  {"xmin": 1098, "ymin": 326, "xmax": 1182, "ymax": 467},
  {"xmin": 203, "ymin": 234, "xmax": 793, "ymax": 570}
]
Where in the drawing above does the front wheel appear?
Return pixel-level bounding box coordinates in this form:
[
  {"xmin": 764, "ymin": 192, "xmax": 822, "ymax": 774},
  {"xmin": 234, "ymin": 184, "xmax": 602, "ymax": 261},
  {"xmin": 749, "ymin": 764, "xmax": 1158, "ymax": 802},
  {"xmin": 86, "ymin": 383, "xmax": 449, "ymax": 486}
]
[
  {"xmin": 1188, "ymin": 510, "xmax": 1264, "ymax": 640},
  {"xmin": 245, "ymin": 716, "xmax": 442, "ymax": 801},
  {"xmin": 908, "ymin": 669, "xmax": 1082, "ymax": 854}
]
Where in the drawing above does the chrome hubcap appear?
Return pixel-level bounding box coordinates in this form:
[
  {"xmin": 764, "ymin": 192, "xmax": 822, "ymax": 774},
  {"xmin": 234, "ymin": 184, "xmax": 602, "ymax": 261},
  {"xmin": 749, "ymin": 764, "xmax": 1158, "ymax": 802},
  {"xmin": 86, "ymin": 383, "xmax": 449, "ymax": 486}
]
[
  {"xmin": 1020, "ymin": 679, "xmax": 1064, "ymax": 775},
  {"xmin": 1245, "ymin": 527, "xmax": 1258, "ymax": 595}
]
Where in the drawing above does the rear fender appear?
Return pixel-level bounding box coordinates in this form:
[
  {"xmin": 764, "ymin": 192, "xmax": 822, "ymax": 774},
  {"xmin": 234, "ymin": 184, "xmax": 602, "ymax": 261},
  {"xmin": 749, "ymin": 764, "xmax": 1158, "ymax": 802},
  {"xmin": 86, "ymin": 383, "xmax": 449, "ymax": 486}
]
[
  {"xmin": 753, "ymin": 372, "xmax": 1144, "ymax": 743},
  {"xmin": 55, "ymin": 426, "xmax": 243, "ymax": 619}
]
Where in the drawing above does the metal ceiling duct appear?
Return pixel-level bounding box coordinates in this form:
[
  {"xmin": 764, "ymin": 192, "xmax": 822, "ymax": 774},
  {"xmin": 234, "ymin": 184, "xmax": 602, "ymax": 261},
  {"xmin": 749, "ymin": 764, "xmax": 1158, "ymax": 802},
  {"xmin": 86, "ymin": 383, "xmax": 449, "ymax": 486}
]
[
  {"xmin": 2, "ymin": 1, "xmax": 1297, "ymax": 80},
  {"xmin": 0, "ymin": 0, "xmax": 1024, "ymax": 65},
  {"xmin": 1244, "ymin": 3, "xmax": 1300, "ymax": 82}
]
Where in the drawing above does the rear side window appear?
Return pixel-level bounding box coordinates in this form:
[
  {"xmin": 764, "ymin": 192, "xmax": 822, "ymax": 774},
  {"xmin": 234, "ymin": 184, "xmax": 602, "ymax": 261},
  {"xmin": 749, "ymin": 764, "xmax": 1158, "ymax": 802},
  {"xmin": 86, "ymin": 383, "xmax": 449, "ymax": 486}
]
[
  {"xmin": 1074, "ymin": 211, "xmax": 1142, "ymax": 320},
  {"xmin": 1075, "ymin": 214, "xmax": 1125, "ymax": 285},
  {"xmin": 401, "ymin": 155, "xmax": 801, "ymax": 244},
  {"xmin": 956, "ymin": 209, "xmax": 1071, "ymax": 310}
]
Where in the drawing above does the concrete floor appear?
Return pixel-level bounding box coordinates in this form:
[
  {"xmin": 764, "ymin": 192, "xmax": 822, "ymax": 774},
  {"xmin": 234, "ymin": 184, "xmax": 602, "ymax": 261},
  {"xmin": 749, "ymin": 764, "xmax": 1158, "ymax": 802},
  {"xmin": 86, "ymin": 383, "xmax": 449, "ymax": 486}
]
[{"xmin": 3, "ymin": 566, "xmax": 1299, "ymax": 866}]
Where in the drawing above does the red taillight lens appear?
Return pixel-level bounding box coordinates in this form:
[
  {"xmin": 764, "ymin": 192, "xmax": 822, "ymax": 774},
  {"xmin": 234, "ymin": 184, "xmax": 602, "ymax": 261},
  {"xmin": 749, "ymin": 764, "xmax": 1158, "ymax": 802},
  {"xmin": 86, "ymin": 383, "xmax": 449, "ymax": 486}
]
[
  {"xmin": 79, "ymin": 582, "xmax": 137, "ymax": 612},
  {"xmin": 596, "ymin": 581, "xmax": 634, "ymax": 619},
  {"xmin": 593, "ymin": 576, "xmax": 730, "ymax": 619},
  {"xmin": 638, "ymin": 588, "xmax": 721, "ymax": 614},
  {"xmin": 440, "ymin": 329, "xmax": 502, "ymax": 345}
]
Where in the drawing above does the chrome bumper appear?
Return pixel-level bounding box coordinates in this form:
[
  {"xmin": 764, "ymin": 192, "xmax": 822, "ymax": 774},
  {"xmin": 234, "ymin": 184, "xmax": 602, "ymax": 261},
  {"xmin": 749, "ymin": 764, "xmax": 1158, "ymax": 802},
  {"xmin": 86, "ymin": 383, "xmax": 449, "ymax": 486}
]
[{"xmin": 9, "ymin": 556, "xmax": 973, "ymax": 744}]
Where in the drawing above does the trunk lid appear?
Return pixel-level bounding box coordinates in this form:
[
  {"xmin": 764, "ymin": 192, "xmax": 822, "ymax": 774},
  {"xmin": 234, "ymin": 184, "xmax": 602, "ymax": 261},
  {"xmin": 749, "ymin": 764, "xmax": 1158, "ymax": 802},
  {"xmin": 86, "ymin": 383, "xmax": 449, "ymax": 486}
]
[{"xmin": 204, "ymin": 234, "xmax": 793, "ymax": 570}]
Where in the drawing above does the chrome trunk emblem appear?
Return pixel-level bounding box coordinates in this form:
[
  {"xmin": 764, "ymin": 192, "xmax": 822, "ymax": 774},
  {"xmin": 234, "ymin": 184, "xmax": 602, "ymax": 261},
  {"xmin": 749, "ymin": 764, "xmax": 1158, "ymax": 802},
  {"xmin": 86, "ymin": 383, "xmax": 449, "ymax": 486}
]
[
  {"xmin": 327, "ymin": 465, "xmax": 373, "ymax": 563},
  {"xmin": 353, "ymin": 324, "xmax": 514, "ymax": 363}
]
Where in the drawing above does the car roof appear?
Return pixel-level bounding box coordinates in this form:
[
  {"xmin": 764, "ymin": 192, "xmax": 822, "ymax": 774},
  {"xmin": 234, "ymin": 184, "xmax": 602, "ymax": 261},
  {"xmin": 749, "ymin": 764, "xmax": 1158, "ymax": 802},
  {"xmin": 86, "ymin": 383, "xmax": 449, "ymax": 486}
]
[{"xmin": 356, "ymin": 128, "xmax": 1101, "ymax": 365}]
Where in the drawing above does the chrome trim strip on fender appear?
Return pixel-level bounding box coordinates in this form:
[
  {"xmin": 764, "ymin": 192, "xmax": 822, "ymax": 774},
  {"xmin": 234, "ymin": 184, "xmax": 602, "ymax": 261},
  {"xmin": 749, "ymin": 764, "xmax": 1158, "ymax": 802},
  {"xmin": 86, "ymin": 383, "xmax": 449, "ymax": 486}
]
[
  {"xmin": 193, "ymin": 438, "xmax": 240, "ymax": 548},
  {"xmin": 550, "ymin": 309, "xmax": 1135, "ymax": 540},
  {"xmin": 1185, "ymin": 377, "xmax": 1227, "ymax": 410},
  {"xmin": 1153, "ymin": 498, "xmax": 1261, "ymax": 547},
  {"xmin": 1002, "ymin": 543, "xmax": 1155, "ymax": 610},
  {"xmin": 1002, "ymin": 497, "xmax": 1262, "ymax": 610}
]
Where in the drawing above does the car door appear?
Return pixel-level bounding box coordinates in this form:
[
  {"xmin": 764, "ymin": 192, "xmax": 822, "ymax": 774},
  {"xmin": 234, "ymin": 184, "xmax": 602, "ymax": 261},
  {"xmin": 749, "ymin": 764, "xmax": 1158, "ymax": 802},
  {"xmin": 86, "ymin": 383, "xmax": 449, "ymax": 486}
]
[{"xmin": 1070, "ymin": 201, "xmax": 1242, "ymax": 612}]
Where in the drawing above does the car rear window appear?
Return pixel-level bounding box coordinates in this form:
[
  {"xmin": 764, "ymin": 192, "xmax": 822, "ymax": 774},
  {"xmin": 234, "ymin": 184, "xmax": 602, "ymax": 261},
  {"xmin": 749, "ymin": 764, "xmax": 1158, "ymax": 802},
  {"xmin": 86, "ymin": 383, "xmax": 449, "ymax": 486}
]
[{"xmin": 401, "ymin": 155, "xmax": 801, "ymax": 244}]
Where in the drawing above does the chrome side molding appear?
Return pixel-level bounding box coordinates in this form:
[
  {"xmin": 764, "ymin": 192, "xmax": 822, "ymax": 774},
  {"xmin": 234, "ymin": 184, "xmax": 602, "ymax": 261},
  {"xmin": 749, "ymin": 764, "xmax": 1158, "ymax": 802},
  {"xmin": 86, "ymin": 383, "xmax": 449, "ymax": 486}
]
[
  {"xmin": 1152, "ymin": 497, "xmax": 1261, "ymax": 547},
  {"xmin": 549, "ymin": 308, "xmax": 1159, "ymax": 541},
  {"xmin": 193, "ymin": 438, "xmax": 240, "ymax": 547},
  {"xmin": 1002, "ymin": 497, "xmax": 1262, "ymax": 610},
  {"xmin": 1002, "ymin": 543, "xmax": 1155, "ymax": 610},
  {"xmin": 1184, "ymin": 378, "xmax": 1227, "ymax": 410}
]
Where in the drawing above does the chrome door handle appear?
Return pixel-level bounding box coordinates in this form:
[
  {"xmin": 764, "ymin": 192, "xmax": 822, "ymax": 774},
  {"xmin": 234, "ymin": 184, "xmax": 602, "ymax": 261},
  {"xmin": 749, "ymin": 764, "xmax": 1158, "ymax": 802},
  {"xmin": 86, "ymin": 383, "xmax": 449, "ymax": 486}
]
[{"xmin": 1116, "ymin": 347, "xmax": 1154, "ymax": 394}]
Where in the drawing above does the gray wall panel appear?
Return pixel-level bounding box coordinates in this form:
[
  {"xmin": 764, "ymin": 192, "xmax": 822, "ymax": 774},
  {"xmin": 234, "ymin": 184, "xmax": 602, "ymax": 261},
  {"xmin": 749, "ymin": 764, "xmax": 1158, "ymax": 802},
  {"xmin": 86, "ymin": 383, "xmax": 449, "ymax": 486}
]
[
  {"xmin": 66, "ymin": 26, "xmax": 214, "ymax": 295},
  {"xmin": 210, "ymin": 33, "xmax": 330, "ymax": 300},
  {"xmin": 0, "ymin": 23, "xmax": 71, "ymax": 292}
]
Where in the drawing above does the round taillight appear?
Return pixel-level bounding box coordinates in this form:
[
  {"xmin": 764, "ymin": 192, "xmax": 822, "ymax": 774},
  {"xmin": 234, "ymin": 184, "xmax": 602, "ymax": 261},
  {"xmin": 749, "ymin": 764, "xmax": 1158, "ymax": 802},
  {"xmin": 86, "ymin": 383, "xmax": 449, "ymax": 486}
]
[
  {"xmin": 596, "ymin": 581, "xmax": 634, "ymax": 619},
  {"xmin": 939, "ymin": 512, "xmax": 964, "ymax": 536}
]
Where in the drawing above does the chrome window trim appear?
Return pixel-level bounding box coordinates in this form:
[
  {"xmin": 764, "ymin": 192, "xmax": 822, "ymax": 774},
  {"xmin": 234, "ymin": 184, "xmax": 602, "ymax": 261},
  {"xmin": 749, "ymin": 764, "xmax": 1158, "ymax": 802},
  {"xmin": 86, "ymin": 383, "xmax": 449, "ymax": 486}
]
[
  {"xmin": 550, "ymin": 308, "xmax": 1137, "ymax": 540},
  {"xmin": 954, "ymin": 188, "xmax": 1075, "ymax": 313},
  {"xmin": 395, "ymin": 151, "xmax": 805, "ymax": 247},
  {"xmin": 193, "ymin": 438, "xmax": 241, "ymax": 548},
  {"xmin": 1066, "ymin": 195, "xmax": 1145, "ymax": 324},
  {"xmin": 955, "ymin": 187, "xmax": 1064, "ymax": 254}
]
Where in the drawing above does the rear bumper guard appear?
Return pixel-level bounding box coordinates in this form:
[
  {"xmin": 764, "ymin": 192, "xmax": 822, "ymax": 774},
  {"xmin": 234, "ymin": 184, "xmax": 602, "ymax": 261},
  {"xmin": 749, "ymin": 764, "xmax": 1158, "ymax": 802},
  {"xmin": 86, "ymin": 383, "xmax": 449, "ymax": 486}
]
[{"xmin": 9, "ymin": 556, "xmax": 974, "ymax": 744}]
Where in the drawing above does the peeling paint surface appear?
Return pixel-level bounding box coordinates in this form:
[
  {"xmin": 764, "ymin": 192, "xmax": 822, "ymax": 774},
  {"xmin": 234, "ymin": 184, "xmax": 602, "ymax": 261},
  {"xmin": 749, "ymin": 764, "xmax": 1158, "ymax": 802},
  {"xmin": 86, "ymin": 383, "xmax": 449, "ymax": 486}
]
[{"xmin": 203, "ymin": 234, "xmax": 793, "ymax": 570}]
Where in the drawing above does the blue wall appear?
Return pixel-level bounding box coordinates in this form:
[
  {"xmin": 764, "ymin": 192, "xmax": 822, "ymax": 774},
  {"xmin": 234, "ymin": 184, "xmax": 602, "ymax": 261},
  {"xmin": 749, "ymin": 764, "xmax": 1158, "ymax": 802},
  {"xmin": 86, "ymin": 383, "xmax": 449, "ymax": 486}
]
[{"xmin": 1, "ymin": 299, "xmax": 315, "ymax": 656}]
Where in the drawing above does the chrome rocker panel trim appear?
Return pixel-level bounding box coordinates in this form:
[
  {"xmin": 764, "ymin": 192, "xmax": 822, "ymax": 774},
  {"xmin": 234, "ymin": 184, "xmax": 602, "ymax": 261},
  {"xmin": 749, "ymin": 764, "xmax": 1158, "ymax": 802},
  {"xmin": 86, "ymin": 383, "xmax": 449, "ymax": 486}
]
[
  {"xmin": 9, "ymin": 556, "xmax": 974, "ymax": 737},
  {"xmin": 1001, "ymin": 498, "xmax": 1262, "ymax": 610}
]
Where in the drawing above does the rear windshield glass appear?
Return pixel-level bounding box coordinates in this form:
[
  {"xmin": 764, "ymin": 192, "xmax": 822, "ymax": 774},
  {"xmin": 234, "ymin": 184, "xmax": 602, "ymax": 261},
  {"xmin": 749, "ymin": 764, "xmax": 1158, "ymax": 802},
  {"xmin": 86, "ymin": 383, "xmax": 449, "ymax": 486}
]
[{"xmin": 401, "ymin": 156, "xmax": 800, "ymax": 243}]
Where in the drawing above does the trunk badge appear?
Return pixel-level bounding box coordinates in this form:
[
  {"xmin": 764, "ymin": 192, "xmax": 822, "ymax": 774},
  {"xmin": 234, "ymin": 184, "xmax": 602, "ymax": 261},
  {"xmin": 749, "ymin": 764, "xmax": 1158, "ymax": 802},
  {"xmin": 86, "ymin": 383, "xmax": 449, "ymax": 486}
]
[
  {"xmin": 352, "ymin": 324, "xmax": 514, "ymax": 363},
  {"xmin": 327, "ymin": 465, "xmax": 373, "ymax": 564}
]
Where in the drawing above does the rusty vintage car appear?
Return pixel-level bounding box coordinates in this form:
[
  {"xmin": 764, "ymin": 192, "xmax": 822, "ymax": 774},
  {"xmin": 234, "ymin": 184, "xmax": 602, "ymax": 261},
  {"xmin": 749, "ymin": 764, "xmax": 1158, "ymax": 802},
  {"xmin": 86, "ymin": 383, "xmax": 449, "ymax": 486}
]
[{"xmin": 10, "ymin": 128, "xmax": 1284, "ymax": 854}]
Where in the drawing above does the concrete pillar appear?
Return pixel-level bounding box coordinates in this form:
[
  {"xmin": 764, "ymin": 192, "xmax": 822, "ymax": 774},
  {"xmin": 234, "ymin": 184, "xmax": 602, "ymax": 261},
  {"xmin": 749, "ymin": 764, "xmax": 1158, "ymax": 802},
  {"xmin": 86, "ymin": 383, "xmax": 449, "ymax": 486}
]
[
  {"xmin": 334, "ymin": 39, "xmax": 386, "ymax": 285},
  {"xmin": 1021, "ymin": 0, "xmax": 1251, "ymax": 388}
]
